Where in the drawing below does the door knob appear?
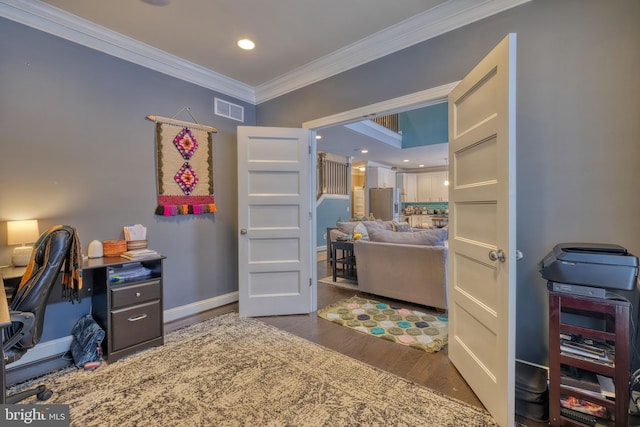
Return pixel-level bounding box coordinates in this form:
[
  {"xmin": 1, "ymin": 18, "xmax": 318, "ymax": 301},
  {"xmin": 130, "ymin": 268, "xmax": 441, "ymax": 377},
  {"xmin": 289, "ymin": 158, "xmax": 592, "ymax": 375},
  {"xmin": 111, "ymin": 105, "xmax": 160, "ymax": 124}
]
[
  {"xmin": 516, "ymin": 250, "xmax": 524, "ymax": 261},
  {"xmin": 488, "ymin": 249, "xmax": 506, "ymax": 262},
  {"xmin": 240, "ymin": 228, "xmax": 247, "ymax": 235}
]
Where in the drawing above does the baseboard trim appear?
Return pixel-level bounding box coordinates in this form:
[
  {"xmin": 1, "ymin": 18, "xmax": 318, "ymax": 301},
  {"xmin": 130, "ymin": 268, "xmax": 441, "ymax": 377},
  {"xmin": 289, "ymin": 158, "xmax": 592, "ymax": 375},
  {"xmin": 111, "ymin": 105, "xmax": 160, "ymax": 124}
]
[
  {"xmin": 163, "ymin": 291, "xmax": 238, "ymax": 323},
  {"xmin": 6, "ymin": 352, "xmax": 73, "ymax": 386},
  {"xmin": 8, "ymin": 336, "xmax": 73, "ymax": 369}
]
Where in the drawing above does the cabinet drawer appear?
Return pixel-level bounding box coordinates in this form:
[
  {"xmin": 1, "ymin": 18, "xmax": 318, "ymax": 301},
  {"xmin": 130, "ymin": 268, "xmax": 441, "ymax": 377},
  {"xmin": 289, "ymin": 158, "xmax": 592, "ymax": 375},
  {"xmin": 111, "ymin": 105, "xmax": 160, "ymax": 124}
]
[
  {"xmin": 110, "ymin": 280, "xmax": 161, "ymax": 309},
  {"xmin": 110, "ymin": 301, "xmax": 162, "ymax": 352}
]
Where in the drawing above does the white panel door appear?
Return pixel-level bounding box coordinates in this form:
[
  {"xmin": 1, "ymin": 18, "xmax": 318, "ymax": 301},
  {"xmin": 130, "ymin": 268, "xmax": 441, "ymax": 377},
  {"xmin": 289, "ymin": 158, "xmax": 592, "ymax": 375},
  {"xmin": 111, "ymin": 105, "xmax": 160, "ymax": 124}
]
[
  {"xmin": 237, "ymin": 126, "xmax": 315, "ymax": 317},
  {"xmin": 448, "ymin": 34, "xmax": 517, "ymax": 427}
]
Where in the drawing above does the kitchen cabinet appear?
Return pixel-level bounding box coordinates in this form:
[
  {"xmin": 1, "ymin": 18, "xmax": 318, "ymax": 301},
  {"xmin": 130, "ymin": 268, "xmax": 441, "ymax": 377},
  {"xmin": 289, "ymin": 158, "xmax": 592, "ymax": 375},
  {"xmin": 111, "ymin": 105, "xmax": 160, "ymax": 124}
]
[
  {"xmin": 416, "ymin": 171, "xmax": 449, "ymax": 202},
  {"xmin": 417, "ymin": 174, "xmax": 431, "ymax": 202},
  {"xmin": 400, "ymin": 173, "xmax": 417, "ymax": 202},
  {"xmin": 369, "ymin": 166, "xmax": 396, "ymax": 188},
  {"xmin": 431, "ymin": 171, "xmax": 449, "ymax": 202}
]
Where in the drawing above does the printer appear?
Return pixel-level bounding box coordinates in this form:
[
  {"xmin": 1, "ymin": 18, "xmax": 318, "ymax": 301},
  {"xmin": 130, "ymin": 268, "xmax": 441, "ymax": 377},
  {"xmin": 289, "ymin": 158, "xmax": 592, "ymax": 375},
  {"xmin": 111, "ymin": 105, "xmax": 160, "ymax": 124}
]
[{"xmin": 540, "ymin": 243, "xmax": 639, "ymax": 297}]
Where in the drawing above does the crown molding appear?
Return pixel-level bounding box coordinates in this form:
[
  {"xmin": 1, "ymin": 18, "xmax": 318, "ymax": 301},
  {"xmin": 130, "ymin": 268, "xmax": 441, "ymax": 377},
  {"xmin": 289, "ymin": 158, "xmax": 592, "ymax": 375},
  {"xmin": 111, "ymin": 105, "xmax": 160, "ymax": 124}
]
[
  {"xmin": 0, "ymin": 0, "xmax": 256, "ymax": 103},
  {"xmin": 255, "ymin": 0, "xmax": 531, "ymax": 103},
  {"xmin": 2, "ymin": 0, "xmax": 530, "ymax": 106}
]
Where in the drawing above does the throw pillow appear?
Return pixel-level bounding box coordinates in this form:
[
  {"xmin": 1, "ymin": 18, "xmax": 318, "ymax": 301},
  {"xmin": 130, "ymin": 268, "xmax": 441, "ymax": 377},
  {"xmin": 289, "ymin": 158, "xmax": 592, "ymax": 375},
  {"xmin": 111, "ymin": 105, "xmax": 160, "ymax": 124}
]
[
  {"xmin": 369, "ymin": 229, "xmax": 445, "ymax": 246},
  {"xmin": 337, "ymin": 221, "xmax": 359, "ymax": 235},
  {"xmin": 362, "ymin": 220, "xmax": 391, "ymax": 233},
  {"xmin": 391, "ymin": 220, "xmax": 413, "ymax": 232},
  {"xmin": 353, "ymin": 222, "xmax": 370, "ymax": 240}
]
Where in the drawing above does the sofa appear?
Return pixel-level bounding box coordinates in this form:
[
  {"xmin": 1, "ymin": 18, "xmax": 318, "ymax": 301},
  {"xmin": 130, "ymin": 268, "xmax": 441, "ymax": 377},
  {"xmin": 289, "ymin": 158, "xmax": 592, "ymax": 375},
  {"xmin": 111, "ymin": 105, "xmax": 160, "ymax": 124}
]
[{"xmin": 329, "ymin": 220, "xmax": 448, "ymax": 310}]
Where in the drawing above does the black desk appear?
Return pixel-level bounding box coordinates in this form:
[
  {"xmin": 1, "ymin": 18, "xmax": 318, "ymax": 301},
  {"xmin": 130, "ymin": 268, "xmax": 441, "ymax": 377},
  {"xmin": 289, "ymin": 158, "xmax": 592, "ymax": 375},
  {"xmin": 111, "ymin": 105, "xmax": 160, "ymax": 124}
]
[
  {"xmin": 2, "ymin": 264, "xmax": 94, "ymax": 306},
  {"xmin": 2, "ymin": 256, "xmax": 165, "ymax": 389},
  {"xmin": 0, "ymin": 266, "xmax": 26, "ymax": 305},
  {"xmin": 1, "ymin": 276, "xmax": 10, "ymax": 404}
]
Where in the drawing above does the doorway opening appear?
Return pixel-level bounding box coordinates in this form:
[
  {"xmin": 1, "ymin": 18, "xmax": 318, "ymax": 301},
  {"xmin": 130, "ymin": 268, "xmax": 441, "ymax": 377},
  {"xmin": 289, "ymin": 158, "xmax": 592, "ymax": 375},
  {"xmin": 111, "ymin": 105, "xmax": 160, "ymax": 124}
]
[{"xmin": 304, "ymin": 81, "xmax": 458, "ymax": 253}]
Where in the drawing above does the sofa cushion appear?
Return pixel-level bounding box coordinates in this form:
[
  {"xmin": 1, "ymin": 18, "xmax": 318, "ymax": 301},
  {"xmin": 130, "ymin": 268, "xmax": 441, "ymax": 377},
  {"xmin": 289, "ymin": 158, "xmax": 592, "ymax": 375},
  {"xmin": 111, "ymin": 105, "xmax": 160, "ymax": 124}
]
[
  {"xmin": 391, "ymin": 220, "xmax": 412, "ymax": 232},
  {"xmin": 368, "ymin": 229, "xmax": 446, "ymax": 246},
  {"xmin": 337, "ymin": 220, "xmax": 392, "ymax": 236}
]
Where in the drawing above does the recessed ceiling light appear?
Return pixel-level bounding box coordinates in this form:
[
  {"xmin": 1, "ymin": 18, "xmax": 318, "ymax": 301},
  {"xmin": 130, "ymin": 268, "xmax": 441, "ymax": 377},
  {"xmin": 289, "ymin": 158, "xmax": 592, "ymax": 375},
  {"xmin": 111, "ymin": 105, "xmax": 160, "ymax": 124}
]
[
  {"xmin": 419, "ymin": 164, "xmax": 425, "ymax": 168},
  {"xmin": 315, "ymin": 135, "xmax": 322, "ymax": 140},
  {"xmin": 359, "ymin": 167, "xmax": 366, "ymax": 172},
  {"xmin": 237, "ymin": 39, "xmax": 255, "ymax": 50},
  {"xmin": 403, "ymin": 159, "xmax": 409, "ymax": 163},
  {"xmin": 361, "ymin": 149, "xmax": 368, "ymax": 154}
]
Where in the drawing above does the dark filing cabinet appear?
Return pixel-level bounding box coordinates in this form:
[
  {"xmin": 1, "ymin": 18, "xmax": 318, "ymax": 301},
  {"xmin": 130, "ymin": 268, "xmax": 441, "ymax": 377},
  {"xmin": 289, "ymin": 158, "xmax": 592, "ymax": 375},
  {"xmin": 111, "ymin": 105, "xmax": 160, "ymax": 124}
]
[{"xmin": 86, "ymin": 256, "xmax": 165, "ymax": 362}]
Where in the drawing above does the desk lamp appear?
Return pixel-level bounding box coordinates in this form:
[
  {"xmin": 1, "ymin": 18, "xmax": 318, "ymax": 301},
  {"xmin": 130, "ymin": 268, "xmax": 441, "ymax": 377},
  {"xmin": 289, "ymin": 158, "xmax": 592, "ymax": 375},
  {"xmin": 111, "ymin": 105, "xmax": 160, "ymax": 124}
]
[{"xmin": 7, "ymin": 220, "xmax": 40, "ymax": 267}]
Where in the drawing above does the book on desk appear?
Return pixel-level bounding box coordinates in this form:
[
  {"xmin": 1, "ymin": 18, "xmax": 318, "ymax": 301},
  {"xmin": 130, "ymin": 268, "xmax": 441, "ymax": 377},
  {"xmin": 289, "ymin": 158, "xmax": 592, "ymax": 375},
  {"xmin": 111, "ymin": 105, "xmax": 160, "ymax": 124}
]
[{"xmin": 120, "ymin": 248, "xmax": 160, "ymax": 261}]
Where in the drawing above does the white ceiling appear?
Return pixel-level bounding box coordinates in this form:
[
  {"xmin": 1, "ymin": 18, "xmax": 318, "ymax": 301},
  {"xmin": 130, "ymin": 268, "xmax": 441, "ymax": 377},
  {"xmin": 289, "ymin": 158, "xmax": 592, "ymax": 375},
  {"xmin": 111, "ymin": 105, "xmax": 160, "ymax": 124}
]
[
  {"xmin": 4, "ymin": 0, "xmax": 529, "ymax": 103},
  {"xmin": 3, "ymin": 0, "xmax": 528, "ymax": 168},
  {"xmin": 318, "ymin": 122, "xmax": 449, "ymax": 170},
  {"xmin": 39, "ymin": 0, "xmax": 446, "ymax": 88}
]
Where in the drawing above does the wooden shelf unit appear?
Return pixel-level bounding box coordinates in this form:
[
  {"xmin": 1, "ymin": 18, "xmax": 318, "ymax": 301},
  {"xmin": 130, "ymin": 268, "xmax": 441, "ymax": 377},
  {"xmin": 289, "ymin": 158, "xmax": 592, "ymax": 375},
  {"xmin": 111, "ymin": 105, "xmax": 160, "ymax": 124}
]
[{"xmin": 548, "ymin": 291, "xmax": 630, "ymax": 427}]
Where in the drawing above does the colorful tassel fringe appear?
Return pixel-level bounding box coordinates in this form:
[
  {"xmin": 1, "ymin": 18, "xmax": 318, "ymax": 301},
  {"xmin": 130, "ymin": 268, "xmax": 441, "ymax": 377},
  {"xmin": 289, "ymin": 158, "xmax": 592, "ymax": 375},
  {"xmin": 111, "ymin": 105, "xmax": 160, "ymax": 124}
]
[
  {"xmin": 156, "ymin": 195, "xmax": 216, "ymax": 216},
  {"xmin": 155, "ymin": 203, "xmax": 217, "ymax": 216}
]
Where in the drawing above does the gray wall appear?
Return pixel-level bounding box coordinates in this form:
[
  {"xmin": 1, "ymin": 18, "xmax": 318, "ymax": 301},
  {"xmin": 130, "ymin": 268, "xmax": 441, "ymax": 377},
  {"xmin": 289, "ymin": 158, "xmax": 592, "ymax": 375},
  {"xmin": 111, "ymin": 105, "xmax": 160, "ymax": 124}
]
[
  {"xmin": 257, "ymin": 0, "xmax": 640, "ymax": 365},
  {"xmin": 0, "ymin": 18, "xmax": 254, "ymax": 313}
]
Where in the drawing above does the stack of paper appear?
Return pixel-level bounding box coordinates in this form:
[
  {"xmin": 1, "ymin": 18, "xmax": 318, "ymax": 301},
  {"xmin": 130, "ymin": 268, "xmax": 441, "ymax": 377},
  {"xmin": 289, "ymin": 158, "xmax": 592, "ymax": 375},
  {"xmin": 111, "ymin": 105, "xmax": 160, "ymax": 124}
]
[
  {"xmin": 120, "ymin": 248, "xmax": 159, "ymax": 261},
  {"xmin": 109, "ymin": 263, "xmax": 152, "ymax": 282}
]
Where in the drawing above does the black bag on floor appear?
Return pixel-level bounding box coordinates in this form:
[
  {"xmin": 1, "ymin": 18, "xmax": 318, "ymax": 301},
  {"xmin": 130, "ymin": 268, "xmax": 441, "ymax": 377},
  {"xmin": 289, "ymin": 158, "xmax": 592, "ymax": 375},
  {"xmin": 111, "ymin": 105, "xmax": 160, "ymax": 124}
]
[
  {"xmin": 70, "ymin": 314, "xmax": 105, "ymax": 368},
  {"xmin": 515, "ymin": 361, "xmax": 549, "ymax": 422}
]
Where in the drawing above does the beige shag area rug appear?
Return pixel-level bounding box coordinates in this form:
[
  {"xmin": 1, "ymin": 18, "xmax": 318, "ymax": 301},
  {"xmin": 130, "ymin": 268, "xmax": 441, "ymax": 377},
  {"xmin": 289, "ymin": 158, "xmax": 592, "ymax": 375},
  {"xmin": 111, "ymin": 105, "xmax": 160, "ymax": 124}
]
[{"xmin": 10, "ymin": 313, "xmax": 496, "ymax": 426}]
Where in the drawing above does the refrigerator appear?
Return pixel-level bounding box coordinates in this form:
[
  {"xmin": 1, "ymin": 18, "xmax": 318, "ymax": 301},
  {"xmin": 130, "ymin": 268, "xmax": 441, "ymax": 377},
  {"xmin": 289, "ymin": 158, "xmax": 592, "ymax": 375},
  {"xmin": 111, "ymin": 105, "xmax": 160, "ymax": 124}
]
[{"xmin": 369, "ymin": 188, "xmax": 400, "ymax": 221}]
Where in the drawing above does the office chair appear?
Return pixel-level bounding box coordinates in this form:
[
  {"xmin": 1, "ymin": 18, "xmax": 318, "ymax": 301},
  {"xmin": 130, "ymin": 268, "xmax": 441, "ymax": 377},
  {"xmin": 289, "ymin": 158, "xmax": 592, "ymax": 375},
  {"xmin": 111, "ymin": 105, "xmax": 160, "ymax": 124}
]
[{"xmin": 2, "ymin": 225, "xmax": 76, "ymax": 403}]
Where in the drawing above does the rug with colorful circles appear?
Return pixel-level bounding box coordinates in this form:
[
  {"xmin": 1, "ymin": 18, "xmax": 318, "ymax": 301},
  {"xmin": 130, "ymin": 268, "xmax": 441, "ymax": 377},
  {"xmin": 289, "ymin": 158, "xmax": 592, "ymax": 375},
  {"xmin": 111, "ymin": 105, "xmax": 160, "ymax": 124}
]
[{"xmin": 317, "ymin": 296, "xmax": 448, "ymax": 352}]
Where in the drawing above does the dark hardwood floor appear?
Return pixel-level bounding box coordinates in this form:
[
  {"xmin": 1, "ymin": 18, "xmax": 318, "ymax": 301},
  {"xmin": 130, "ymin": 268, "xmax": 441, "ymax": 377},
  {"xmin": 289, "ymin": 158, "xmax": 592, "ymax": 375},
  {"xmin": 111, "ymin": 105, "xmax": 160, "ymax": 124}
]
[{"xmin": 165, "ymin": 255, "xmax": 548, "ymax": 427}]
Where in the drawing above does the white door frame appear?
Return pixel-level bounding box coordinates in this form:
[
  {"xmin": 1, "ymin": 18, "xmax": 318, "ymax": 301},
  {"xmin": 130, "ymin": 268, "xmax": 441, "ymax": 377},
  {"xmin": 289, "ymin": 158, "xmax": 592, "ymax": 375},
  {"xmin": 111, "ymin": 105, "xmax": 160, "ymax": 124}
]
[{"xmin": 303, "ymin": 82, "xmax": 460, "ymax": 131}]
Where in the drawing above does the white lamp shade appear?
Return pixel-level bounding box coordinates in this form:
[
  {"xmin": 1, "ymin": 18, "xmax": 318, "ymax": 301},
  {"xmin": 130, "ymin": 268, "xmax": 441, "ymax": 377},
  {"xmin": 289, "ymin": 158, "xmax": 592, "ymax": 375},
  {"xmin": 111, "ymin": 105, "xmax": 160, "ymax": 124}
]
[
  {"xmin": 7, "ymin": 220, "xmax": 40, "ymax": 245},
  {"xmin": 7, "ymin": 220, "xmax": 40, "ymax": 267}
]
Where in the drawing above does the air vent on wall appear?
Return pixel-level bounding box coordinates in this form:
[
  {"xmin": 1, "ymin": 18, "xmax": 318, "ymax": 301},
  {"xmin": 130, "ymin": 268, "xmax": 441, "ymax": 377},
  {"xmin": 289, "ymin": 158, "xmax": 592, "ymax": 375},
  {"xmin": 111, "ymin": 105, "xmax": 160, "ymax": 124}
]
[{"xmin": 215, "ymin": 97, "xmax": 244, "ymax": 122}]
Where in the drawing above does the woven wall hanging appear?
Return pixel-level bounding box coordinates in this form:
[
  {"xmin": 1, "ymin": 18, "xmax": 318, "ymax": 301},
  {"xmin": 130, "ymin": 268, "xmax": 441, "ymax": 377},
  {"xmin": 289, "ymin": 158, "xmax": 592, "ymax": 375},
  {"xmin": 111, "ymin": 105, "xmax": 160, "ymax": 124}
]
[{"xmin": 148, "ymin": 114, "xmax": 218, "ymax": 216}]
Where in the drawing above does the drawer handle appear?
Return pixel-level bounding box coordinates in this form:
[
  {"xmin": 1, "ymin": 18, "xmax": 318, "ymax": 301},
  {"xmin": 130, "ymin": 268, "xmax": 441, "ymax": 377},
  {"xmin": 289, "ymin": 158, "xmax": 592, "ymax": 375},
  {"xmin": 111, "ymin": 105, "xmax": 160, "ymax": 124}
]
[{"xmin": 127, "ymin": 314, "xmax": 148, "ymax": 322}]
